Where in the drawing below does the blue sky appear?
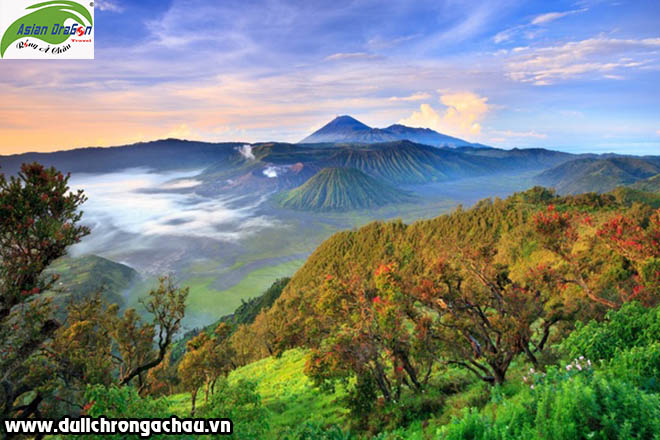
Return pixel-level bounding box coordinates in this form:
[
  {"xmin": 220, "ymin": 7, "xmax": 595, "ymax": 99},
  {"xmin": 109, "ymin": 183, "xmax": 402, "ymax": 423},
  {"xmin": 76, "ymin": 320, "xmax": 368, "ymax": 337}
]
[{"xmin": 1, "ymin": 0, "xmax": 659, "ymax": 154}]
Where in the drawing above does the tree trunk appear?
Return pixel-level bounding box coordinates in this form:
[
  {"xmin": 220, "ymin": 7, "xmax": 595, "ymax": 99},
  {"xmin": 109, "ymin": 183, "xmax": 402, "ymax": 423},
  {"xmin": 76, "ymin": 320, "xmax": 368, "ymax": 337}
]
[{"xmin": 190, "ymin": 389, "xmax": 197, "ymax": 417}]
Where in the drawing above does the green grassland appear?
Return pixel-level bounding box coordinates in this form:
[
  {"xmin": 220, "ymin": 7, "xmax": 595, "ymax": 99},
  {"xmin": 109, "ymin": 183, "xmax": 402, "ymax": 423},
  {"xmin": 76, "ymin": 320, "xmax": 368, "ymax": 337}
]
[
  {"xmin": 125, "ymin": 259, "xmax": 305, "ymax": 328},
  {"xmin": 167, "ymin": 349, "xmax": 349, "ymax": 438}
]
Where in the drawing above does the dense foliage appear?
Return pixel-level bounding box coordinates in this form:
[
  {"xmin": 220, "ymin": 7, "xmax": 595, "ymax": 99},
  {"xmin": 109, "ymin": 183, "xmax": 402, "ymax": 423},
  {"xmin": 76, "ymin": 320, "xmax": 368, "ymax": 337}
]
[
  {"xmin": 4, "ymin": 161, "xmax": 660, "ymax": 439},
  {"xmin": 0, "ymin": 164, "xmax": 188, "ymax": 432},
  {"xmin": 0, "ymin": 163, "xmax": 89, "ymax": 422},
  {"xmin": 230, "ymin": 185, "xmax": 660, "ymax": 431}
]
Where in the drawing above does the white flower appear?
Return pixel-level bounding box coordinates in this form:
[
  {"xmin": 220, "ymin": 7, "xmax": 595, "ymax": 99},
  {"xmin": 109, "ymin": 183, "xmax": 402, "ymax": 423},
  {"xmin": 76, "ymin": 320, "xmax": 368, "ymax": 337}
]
[{"xmin": 566, "ymin": 365, "xmax": 572, "ymax": 371}]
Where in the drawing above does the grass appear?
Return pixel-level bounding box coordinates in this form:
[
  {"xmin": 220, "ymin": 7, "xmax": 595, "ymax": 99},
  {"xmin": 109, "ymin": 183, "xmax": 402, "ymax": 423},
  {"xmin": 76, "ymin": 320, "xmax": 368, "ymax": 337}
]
[
  {"xmin": 167, "ymin": 349, "xmax": 348, "ymax": 439},
  {"xmin": 128, "ymin": 259, "xmax": 306, "ymax": 328},
  {"xmin": 229, "ymin": 349, "xmax": 349, "ymax": 436}
]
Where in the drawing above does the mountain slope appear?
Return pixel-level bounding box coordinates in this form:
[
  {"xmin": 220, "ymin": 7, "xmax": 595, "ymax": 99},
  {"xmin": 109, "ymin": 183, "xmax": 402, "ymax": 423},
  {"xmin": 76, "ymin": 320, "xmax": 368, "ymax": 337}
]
[
  {"xmin": 300, "ymin": 115, "xmax": 475, "ymax": 147},
  {"xmin": 630, "ymin": 174, "xmax": 660, "ymax": 192},
  {"xmin": 197, "ymin": 140, "xmax": 579, "ymax": 192},
  {"xmin": 279, "ymin": 167, "xmax": 413, "ymax": 211},
  {"xmin": 536, "ymin": 157, "xmax": 660, "ymax": 194},
  {"xmin": 380, "ymin": 124, "xmax": 474, "ymax": 148},
  {"xmin": 0, "ymin": 139, "xmax": 245, "ymax": 175},
  {"xmin": 299, "ymin": 116, "xmax": 394, "ymax": 144},
  {"xmin": 43, "ymin": 255, "xmax": 139, "ymax": 314}
]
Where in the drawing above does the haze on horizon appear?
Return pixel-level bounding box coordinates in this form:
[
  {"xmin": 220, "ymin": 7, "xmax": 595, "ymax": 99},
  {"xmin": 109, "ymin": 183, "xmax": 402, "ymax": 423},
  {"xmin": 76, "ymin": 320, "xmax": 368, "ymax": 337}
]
[{"xmin": 1, "ymin": 0, "xmax": 659, "ymax": 155}]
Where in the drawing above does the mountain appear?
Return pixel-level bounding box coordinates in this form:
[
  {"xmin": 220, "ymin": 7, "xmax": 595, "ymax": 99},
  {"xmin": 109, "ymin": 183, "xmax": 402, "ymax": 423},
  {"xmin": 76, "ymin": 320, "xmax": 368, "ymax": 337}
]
[
  {"xmin": 195, "ymin": 140, "xmax": 576, "ymax": 196},
  {"xmin": 629, "ymin": 174, "xmax": 660, "ymax": 192},
  {"xmin": 456, "ymin": 146, "xmax": 575, "ymax": 169},
  {"xmin": 536, "ymin": 157, "xmax": 660, "ymax": 194},
  {"xmin": 0, "ymin": 139, "xmax": 245, "ymax": 175},
  {"xmin": 299, "ymin": 115, "xmax": 476, "ymax": 147},
  {"xmin": 279, "ymin": 167, "xmax": 414, "ymax": 211},
  {"xmin": 43, "ymin": 255, "xmax": 139, "ymax": 316},
  {"xmin": 379, "ymin": 124, "xmax": 475, "ymax": 148},
  {"xmin": 323, "ymin": 141, "xmax": 494, "ymax": 184},
  {"xmin": 299, "ymin": 115, "xmax": 387, "ymax": 144}
]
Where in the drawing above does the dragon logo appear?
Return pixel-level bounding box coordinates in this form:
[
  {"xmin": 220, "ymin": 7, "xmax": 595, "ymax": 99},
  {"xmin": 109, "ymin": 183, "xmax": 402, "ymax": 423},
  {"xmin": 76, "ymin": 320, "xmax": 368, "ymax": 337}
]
[{"xmin": 1, "ymin": 1, "xmax": 93, "ymax": 58}]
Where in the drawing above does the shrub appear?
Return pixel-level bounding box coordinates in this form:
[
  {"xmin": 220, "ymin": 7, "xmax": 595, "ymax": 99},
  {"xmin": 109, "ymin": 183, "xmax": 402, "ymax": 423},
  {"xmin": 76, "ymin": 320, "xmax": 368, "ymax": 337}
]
[
  {"xmin": 562, "ymin": 302, "xmax": 660, "ymax": 362},
  {"xmin": 606, "ymin": 343, "xmax": 660, "ymax": 392},
  {"xmin": 200, "ymin": 379, "xmax": 269, "ymax": 439},
  {"xmin": 82, "ymin": 385, "xmax": 170, "ymax": 439},
  {"xmin": 281, "ymin": 422, "xmax": 352, "ymax": 440},
  {"xmin": 439, "ymin": 370, "xmax": 660, "ymax": 439}
]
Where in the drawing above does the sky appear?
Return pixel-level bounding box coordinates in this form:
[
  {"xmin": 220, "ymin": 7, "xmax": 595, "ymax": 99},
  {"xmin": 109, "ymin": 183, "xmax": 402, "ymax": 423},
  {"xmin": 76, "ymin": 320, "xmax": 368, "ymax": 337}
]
[{"xmin": 1, "ymin": 0, "xmax": 659, "ymax": 154}]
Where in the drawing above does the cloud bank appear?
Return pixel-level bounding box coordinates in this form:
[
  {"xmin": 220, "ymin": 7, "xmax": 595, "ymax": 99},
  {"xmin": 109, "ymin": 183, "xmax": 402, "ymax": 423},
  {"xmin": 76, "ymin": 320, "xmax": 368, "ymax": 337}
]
[{"xmin": 399, "ymin": 92, "xmax": 489, "ymax": 137}]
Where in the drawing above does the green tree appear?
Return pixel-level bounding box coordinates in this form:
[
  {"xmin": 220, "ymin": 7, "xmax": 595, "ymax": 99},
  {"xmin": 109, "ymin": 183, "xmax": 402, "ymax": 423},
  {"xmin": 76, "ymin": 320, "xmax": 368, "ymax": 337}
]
[
  {"xmin": 43, "ymin": 278, "xmax": 188, "ymax": 415},
  {"xmin": 0, "ymin": 163, "xmax": 89, "ymax": 421}
]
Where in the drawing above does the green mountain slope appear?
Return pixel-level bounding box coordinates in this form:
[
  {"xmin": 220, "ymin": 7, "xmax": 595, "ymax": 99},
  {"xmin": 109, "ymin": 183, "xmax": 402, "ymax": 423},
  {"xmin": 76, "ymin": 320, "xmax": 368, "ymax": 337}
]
[
  {"xmin": 43, "ymin": 255, "xmax": 139, "ymax": 310},
  {"xmin": 323, "ymin": 141, "xmax": 495, "ymax": 184},
  {"xmin": 536, "ymin": 157, "xmax": 660, "ymax": 194},
  {"xmin": 279, "ymin": 167, "xmax": 414, "ymax": 211},
  {"xmin": 630, "ymin": 173, "xmax": 660, "ymax": 192}
]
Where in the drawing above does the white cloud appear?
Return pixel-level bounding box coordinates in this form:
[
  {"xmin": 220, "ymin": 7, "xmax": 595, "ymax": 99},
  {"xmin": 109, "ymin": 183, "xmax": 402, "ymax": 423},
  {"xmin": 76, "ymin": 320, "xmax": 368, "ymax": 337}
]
[
  {"xmin": 494, "ymin": 8, "xmax": 587, "ymax": 43},
  {"xmin": 399, "ymin": 92, "xmax": 489, "ymax": 138},
  {"xmin": 506, "ymin": 37, "xmax": 660, "ymax": 85},
  {"xmin": 236, "ymin": 144, "xmax": 255, "ymax": 160},
  {"xmin": 657, "ymin": 129, "xmax": 660, "ymax": 136},
  {"xmin": 388, "ymin": 92, "xmax": 431, "ymax": 102},
  {"xmin": 161, "ymin": 179, "xmax": 202, "ymax": 189},
  {"xmin": 95, "ymin": 0, "xmax": 123, "ymax": 12},
  {"xmin": 324, "ymin": 52, "xmax": 378, "ymax": 62},
  {"xmin": 68, "ymin": 169, "xmax": 278, "ymax": 244},
  {"xmin": 531, "ymin": 9, "xmax": 587, "ymax": 25},
  {"xmin": 490, "ymin": 129, "xmax": 547, "ymax": 139}
]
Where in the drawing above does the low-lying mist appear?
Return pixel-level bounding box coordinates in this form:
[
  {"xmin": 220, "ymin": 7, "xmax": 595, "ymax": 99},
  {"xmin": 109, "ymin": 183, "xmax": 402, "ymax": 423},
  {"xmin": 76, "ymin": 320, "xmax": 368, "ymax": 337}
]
[{"xmin": 68, "ymin": 168, "xmax": 281, "ymax": 275}]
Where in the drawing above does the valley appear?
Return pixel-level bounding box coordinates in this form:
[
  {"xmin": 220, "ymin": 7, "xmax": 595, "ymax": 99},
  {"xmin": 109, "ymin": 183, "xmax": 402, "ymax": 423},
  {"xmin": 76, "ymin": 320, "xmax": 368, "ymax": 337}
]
[{"xmin": 3, "ymin": 116, "xmax": 660, "ymax": 331}]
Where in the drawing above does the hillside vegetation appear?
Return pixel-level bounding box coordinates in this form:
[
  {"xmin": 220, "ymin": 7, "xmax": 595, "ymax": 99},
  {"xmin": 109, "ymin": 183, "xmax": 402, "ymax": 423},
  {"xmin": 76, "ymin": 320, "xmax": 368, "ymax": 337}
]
[
  {"xmin": 7, "ymin": 162, "xmax": 660, "ymax": 440},
  {"xmin": 537, "ymin": 157, "xmax": 660, "ymax": 194},
  {"xmin": 631, "ymin": 173, "xmax": 660, "ymax": 192},
  {"xmin": 280, "ymin": 167, "xmax": 413, "ymax": 211},
  {"xmin": 43, "ymin": 254, "xmax": 138, "ymax": 312}
]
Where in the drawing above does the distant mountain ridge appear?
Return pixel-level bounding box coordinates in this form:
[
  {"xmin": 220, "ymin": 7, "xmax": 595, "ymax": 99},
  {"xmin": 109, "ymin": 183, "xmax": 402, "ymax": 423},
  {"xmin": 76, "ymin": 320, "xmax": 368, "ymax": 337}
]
[
  {"xmin": 536, "ymin": 157, "xmax": 660, "ymax": 194},
  {"xmin": 630, "ymin": 174, "xmax": 660, "ymax": 192},
  {"xmin": 0, "ymin": 139, "xmax": 244, "ymax": 175},
  {"xmin": 300, "ymin": 115, "xmax": 477, "ymax": 148}
]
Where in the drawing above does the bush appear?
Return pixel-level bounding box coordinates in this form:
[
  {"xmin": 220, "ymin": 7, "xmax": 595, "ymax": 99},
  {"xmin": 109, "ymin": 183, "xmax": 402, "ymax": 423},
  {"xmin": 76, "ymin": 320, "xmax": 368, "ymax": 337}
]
[
  {"xmin": 83, "ymin": 385, "xmax": 171, "ymax": 439},
  {"xmin": 606, "ymin": 343, "xmax": 660, "ymax": 392},
  {"xmin": 439, "ymin": 370, "xmax": 660, "ymax": 440},
  {"xmin": 562, "ymin": 302, "xmax": 660, "ymax": 362},
  {"xmin": 200, "ymin": 379, "xmax": 269, "ymax": 439},
  {"xmin": 281, "ymin": 422, "xmax": 352, "ymax": 440}
]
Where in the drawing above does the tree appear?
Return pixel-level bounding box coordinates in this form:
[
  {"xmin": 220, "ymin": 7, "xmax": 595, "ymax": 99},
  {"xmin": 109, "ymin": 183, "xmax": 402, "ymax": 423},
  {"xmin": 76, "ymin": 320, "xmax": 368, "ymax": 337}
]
[
  {"xmin": 118, "ymin": 276, "xmax": 188, "ymax": 389},
  {"xmin": 534, "ymin": 205, "xmax": 660, "ymax": 309},
  {"xmin": 42, "ymin": 277, "xmax": 188, "ymax": 415},
  {"xmin": 0, "ymin": 163, "xmax": 89, "ymax": 422},
  {"xmin": 177, "ymin": 323, "xmax": 235, "ymax": 415},
  {"xmin": 595, "ymin": 208, "xmax": 660, "ymax": 305},
  {"xmin": 177, "ymin": 332, "xmax": 207, "ymax": 416},
  {"xmin": 305, "ymin": 268, "xmax": 428, "ymax": 406},
  {"xmin": 411, "ymin": 247, "xmax": 563, "ymax": 385}
]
